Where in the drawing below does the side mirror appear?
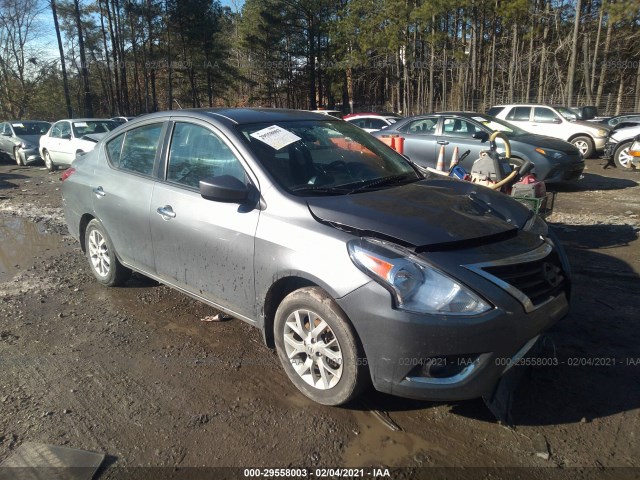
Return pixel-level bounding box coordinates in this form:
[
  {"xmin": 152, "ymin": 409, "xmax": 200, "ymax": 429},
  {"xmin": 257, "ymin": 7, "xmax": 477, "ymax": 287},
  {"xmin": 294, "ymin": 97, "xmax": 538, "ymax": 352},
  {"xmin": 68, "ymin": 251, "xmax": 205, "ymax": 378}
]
[
  {"xmin": 1, "ymin": 132, "xmax": 11, "ymax": 136},
  {"xmin": 472, "ymin": 131, "xmax": 489, "ymax": 141},
  {"xmin": 553, "ymin": 118, "xmax": 562, "ymax": 124},
  {"xmin": 62, "ymin": 134, "xmax": 71, "ymax": 140},
  {"xmin": 199, "ymin": 175, "xmax": 249, "ymax": 203}
]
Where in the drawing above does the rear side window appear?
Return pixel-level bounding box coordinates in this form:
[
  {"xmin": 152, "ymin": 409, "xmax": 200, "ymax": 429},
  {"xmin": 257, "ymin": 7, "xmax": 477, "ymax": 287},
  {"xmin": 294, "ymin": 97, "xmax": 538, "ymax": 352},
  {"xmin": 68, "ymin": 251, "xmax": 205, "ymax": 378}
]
[
  {"xmin": 400, "ymin": 117, "xmax": 438, "ymax": 135},
  {"xmin": 106, "ymin": 123, "xmax": 163, "ymax": 177},
  {"xmin": 59, "ymin": 122, "xmax": 71, "ymax": 138},
  {"xmin": 487, "ymin": 107, "xmax": 504, "ymax": 116},
  {"xmin": 50, "ymin": 123, "xmax": 63, "ymax": 138},
  {"xmin": 506, "ymin": 107, "xmax": 531, "ymax": 121},
  {"xmin": 166, "ymin": 123, "xmax": 246, "ymax": 189}
]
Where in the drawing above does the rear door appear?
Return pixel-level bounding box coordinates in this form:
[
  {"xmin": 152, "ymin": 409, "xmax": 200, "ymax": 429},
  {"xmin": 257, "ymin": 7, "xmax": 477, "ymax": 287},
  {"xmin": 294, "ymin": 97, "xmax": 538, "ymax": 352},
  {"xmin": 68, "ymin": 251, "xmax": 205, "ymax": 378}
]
[
  {"xmin": 504, "ymin": 106, "xmax": 534, "ymax": 133},
  {"xmin": 396, "ymin": 116, "xmax": 439, "ymax": 167},
  {"xmin": 149, "ymin": 120, "xmax": 259, "ymax": 319},
  {"xmin": 92, "ymin": 121, "xmax": 166, "ymax": 273}
]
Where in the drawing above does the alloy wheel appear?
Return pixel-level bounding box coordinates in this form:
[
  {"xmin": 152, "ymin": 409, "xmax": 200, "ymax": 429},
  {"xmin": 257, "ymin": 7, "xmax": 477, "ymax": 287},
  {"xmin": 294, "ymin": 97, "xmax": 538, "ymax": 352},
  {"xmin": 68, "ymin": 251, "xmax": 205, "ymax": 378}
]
[
  {"xmin": 282, "ymin": 309, "xmax": 343, "ymax": 390},
  {"xmin": 88, "ymin": 229, "xmax": 111, "ymax": 277},
  {"xmin": 616, "ymin": 146, "xmax": 633, "ymax": 168}
]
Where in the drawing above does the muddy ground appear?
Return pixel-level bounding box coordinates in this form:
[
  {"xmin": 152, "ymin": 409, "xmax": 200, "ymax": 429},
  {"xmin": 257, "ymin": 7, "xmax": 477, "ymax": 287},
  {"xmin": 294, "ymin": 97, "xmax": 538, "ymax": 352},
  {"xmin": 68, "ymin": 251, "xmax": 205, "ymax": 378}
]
[{"xmin": 0, "ymin": 156, "xmax": 639, "ymax": 480}]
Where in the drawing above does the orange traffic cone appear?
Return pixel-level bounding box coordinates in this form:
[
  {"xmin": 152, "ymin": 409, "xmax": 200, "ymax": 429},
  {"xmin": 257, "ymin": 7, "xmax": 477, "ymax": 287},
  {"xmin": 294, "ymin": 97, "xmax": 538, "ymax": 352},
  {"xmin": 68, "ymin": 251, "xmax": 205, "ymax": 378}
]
[
  {"xmin": 436, "ymin": 145, "xmax": 445, "ymax": 171},
  {"xmin": 450, "ymin": 146, "xmax": 459, "ymax": 169}
]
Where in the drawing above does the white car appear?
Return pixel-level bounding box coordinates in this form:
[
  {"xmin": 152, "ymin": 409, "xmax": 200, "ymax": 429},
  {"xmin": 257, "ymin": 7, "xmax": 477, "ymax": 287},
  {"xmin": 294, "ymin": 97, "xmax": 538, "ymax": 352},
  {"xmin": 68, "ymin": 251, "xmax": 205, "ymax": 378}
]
[
  {"xmin": 39, "ymin": 118, "xmax": 119, "ymax": 171},
  {"xmin": 344, "ymin": 114, "xmax": 399, "ymax": 133},
  {"xmin": 603, "ymin": 124, "xmax": 640, "ymax": 168},
  {"xmin": 488, "ymin": 104, "xmax": 610, "ymax": 158}
]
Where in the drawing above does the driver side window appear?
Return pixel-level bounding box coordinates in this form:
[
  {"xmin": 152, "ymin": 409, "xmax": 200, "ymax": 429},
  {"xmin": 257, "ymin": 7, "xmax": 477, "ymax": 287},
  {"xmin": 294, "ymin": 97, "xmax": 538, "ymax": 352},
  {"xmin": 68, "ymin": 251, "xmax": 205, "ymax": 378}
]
[
  {"xmin": 534, "ymin": 108, "xmax": 560, "ymax": 123},
  {"xmin": 167, "ymin": 123, "xmax": 246, "ymax": 189}
]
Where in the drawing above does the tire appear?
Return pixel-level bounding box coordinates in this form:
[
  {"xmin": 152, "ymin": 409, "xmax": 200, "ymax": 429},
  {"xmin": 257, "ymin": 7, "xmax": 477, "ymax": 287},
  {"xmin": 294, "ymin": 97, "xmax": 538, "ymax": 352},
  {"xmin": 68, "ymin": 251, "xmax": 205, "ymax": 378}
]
[
  {"xmin": 43, "ymin": 150, "xmax": 58, "ymax": 172},
  {"xmin": 84, "ymin": 219, "xmax": 131, "ymax": 287},
  {"xmin": 570, "ymin": 136, "xmax": 594, "ymax": 159},
  {"xmin": 613, "ymin": 141, "xmax": 634, "ymax": 169},
  {"xmin": 274, "ymin": 287, "xmax": 369, "ymax": 405},
  {"xmin": 14, "ymin": 147, "xmax": 23, "ymax": 166}
]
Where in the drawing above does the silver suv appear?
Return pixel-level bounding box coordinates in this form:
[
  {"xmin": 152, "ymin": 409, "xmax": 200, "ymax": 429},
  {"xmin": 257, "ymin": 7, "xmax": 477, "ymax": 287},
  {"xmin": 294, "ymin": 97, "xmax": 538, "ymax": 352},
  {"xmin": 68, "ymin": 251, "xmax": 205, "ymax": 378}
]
[{"xmin": 489, "ymin": 104, "xmax": 610, "ymax": 158}]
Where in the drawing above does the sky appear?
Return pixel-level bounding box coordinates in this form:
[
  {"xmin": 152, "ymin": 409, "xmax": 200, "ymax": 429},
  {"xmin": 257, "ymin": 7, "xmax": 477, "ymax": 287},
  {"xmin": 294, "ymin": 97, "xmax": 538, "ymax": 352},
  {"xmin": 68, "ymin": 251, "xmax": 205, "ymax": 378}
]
[{"xmin": 34, "ymin": 0, "xmax": 245, "ymax": 63}]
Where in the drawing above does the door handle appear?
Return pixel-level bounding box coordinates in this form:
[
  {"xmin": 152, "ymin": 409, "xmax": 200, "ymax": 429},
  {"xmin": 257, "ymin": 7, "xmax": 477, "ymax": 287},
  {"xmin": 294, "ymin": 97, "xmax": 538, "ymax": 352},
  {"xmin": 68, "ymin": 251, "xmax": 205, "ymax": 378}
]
[
  {"xmin": 437, "ymin": 140, "xmax": 449, "ymax": 145},
  {"xmin": 156, "ymin": 206, "xmax": 176, "ymax": 219},
  {"xmin": 92, "ymin": 186, "xmax": 106, "ymax": 197}
]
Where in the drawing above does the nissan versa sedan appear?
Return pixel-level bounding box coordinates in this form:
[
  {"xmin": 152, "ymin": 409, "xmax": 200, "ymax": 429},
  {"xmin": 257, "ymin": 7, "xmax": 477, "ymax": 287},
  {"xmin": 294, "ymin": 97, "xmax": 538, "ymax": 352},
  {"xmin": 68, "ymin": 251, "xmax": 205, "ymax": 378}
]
[
  {"xmin": 61, "ymin": 109, "xmax": 571, "ymax": 406},
  {"xmin": 0, "ymin": 120, "xmax": 51, "ymax": 165},
  {"xmin": 373, "ymin": 113, "xmax": 584, "ymax": 183}
]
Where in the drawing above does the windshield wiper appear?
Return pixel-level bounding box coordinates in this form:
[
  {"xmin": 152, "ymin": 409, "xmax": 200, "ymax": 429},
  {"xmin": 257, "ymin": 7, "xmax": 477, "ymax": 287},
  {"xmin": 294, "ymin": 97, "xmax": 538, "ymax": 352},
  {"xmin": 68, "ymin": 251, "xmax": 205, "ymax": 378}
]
[
  {"xmin": 346, "ymin": 173, "xmax": 418, "ymax": 194},
  {"xmin": 289, "ymin": 185, "xmax": 353, "ymax": 195}
]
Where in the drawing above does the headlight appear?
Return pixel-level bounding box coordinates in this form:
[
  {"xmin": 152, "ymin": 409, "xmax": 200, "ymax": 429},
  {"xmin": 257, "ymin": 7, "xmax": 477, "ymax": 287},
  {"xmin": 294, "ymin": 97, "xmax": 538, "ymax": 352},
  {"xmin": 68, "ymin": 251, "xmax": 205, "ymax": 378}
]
[
  {"xmin": 596, "ymin": 129, "xmax": 608, "ymax": 138},
  {"xmin": 523, "ymin": 214, "xmax": 548, "ymax": 236},
  {"xmin": 535, "ymin": 147, "xmax": 563, "ymax": 159},
  {"xmin": 347, "ymin": 238, "xmax": 491, "ymax": 315}
]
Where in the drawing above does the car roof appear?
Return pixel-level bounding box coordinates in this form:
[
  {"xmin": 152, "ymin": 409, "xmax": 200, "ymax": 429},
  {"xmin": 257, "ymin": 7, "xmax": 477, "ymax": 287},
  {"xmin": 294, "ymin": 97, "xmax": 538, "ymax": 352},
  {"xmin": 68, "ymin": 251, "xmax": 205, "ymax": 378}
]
[
  {"xmin": 135, "ymin": 108, "xmax": 330, "ymax": 126},
  {"xmin": 56, "ymin": 118, "xmax": 115, "ymax": 122}
]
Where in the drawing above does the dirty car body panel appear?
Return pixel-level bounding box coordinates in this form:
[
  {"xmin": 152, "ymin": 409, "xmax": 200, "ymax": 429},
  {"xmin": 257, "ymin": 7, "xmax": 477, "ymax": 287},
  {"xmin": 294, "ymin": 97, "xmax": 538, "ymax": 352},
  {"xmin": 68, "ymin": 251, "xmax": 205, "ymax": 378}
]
[{"xmin": 62, "ymin": 108, "xmax": 571, "ymax": 405}]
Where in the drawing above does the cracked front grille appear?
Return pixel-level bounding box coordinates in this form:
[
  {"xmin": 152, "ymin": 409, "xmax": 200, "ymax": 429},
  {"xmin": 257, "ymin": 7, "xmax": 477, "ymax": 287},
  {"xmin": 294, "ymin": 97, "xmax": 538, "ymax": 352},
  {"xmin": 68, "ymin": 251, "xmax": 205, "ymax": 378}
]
[{"xmin": 482, "ymin": 252, "xmax": 566, "ymax": 307}]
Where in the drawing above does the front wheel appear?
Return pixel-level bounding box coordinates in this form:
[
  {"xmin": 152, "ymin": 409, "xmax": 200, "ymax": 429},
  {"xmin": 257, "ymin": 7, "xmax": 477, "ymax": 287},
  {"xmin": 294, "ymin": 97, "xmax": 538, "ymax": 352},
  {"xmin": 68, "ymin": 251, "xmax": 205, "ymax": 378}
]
[
  {"xmin": 43, "ymin": 150, "xmax": 58, "ymax": 172},
  {"xmin": 274, "ymin": 287, "xmax": 369, "ymax": 405},
  {"xmin": 570, "ymin": 136, "xmax": 594, "ymax": 159},
  {"xmin": 14, "ymin": 147, "xmax": 23, "ymax": 166},
  {"xmin": 613, "ymin": 141, "xmax": 635, "ymax": 169},
  {"xmin": 84, "ymin": 219, "xmax": 131, "ymax": 286}
]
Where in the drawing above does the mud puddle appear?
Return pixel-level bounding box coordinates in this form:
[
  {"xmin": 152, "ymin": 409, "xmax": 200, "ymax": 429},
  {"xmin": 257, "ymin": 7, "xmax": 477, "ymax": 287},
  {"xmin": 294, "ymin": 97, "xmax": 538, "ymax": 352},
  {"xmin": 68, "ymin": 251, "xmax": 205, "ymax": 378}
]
[{"xmin": 0, "ymin": 214, "xmax": 63, "ymax": 282}]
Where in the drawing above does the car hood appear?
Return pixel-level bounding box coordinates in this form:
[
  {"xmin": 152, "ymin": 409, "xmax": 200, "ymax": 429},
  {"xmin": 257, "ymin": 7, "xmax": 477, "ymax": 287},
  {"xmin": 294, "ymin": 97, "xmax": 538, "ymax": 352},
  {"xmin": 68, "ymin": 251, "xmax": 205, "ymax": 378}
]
[
  {"xmin": 573, "ymin": 119, "xmax": 610, "ymax": 132},
  {"xmin": 611, "ymin": 125, "xmax": 640, "ymax": 141},
  {"xmin": 15, "ymin": 134, "xmax": 43, "ymax": 146},
  {"xmin": 306, "ymin": 178, "xmax": 530, "ymax": 248},
  {"xmin": 81, "ymin": 133, "xmax": 107, "ymax": 143},
  {"xmin": 510, "ymin": 133, "xmax": 579, "ymax": 153}
]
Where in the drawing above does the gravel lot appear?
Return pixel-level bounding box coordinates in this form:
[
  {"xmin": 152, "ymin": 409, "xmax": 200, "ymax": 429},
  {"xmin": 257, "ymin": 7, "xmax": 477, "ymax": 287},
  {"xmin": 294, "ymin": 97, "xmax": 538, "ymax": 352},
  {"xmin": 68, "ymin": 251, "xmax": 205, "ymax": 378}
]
[{"xmin": 0, "ymin": 157, "xmax": 639, "ymax": 479}]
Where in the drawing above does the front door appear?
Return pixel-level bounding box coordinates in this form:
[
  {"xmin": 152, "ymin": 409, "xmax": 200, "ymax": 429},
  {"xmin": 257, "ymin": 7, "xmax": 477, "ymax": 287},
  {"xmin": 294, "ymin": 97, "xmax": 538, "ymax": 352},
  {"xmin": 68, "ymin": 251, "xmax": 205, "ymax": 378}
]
[
  {"xmin": 149, "ymin": 121, "xmax": 259, "ymax": 319},
  {"xmin": 397, "ymin": 116, "xmax": 439, "ymax": 167}
]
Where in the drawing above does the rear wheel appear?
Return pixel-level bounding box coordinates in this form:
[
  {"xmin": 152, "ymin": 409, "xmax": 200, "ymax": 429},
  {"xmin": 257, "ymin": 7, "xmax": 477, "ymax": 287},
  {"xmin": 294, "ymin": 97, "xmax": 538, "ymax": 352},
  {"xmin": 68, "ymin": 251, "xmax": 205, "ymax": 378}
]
[
  {"xmin": 613, "ymin": 141, "xmax": 634, "ymax": 169},
  {"xmin": 43, "ymin": 150, "xmax": 57, "ymax": 172},
  {"xmin": 84, "ymin": 219, "xmax": 131, "ymax": 286},
  {"xmin": 274, "ymin": 287, "xmax": 369, "ymax": 405},
  {"xmin": 570, "ymin": 136, "xmax": 594, "ymax": 158}
]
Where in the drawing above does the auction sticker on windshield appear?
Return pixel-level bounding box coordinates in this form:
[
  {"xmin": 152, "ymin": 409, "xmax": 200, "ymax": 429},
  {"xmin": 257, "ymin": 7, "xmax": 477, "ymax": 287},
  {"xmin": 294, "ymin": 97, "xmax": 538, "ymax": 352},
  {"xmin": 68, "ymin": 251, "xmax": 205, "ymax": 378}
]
[
  {"xmin": 250, "ymin": 125, "xmax": 301, "ymax": 150},
  {"xmin": 74, "ymin": 122, "xmax": 88, "ymax": 128}
]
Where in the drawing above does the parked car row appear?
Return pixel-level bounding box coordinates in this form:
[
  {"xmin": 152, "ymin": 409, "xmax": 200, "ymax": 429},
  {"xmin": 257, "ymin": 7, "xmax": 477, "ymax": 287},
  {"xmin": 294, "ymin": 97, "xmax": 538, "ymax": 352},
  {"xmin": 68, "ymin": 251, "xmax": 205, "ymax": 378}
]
[{"xmin": 0, "ymin": 117, "xmax": 137, "ymax": 170}]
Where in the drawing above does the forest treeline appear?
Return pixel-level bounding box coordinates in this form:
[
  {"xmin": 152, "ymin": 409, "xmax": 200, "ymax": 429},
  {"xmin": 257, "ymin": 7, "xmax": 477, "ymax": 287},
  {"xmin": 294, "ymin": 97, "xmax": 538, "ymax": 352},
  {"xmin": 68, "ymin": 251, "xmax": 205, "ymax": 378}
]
[{"xmin": 1, "ymin": 0, "xmax": 639, "ymax": 120}]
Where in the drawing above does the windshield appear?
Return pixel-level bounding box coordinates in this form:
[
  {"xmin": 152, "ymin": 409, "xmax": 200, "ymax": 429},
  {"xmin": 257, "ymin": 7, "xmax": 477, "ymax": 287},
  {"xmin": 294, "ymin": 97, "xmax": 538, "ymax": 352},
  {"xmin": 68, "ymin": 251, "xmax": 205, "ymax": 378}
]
[
  {"xmin": 470, "ymin": 115, "xmax": 528, "ymax": 136},
  {"xmin": 237, "ymin": 120, "xmax": 420, "ymax": 195},
  {"xmin": 72, "ymin": 120, "xmax": 118, "ymax": 137},
  {"xmin": 11, "ymin": 122, "xmax": 50, "ymax": 136}
]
